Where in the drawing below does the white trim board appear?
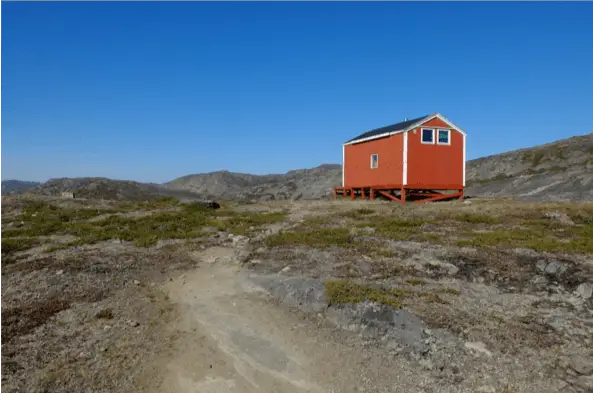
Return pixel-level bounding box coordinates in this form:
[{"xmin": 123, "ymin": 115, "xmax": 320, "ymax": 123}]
[
  {"xmin": 462, "ymin": 132, "xmax": 466, "ymax": 187},
  {"xmin": 402, "ymin": 130, "xmax": 408, "ymax": 185},
  {"xmin": 342, "ymin": 144, "xmax": 345, "ymax": 187}
]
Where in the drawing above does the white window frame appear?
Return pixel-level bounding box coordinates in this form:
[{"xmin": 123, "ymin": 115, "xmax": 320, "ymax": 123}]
[
  {"xmin": 370, "ymin": 153, "xmax": 379, "ymax": 169},
  {"xmin": 421, "ymin": 128, "xmax": 435, "ymax": 144},
  {"xmin": 437, "ymin": 129, "xmax": 451, "ymax": 145}
]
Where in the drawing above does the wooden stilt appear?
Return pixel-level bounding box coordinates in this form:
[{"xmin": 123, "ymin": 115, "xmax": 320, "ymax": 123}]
[{"xmin": 331, "ymin": 186, "xmax": 464, "ymax": 204}]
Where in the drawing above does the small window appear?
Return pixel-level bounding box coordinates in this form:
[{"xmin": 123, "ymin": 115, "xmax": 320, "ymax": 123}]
[
  {"xmin": 421, "ymin": 128, "xmax": 434, "ymax": 144},
  {"xmin": 370, "ymin": 154, "xmax": 378, "ymax": 169},
  {"xmin": 437, "ymin": 129, "xmax": 450, "ymax": 145}
]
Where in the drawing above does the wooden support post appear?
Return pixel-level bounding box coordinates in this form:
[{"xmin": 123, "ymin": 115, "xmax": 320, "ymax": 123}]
[
  {"xmin": 361, "ymin": 189, "xmax": 365, "ymax": 200},
  {"xmin": 350, "ymin": 189, "xmax": 356, "ymax": 200},
  {"xmin": 412, "ymin": 191, "xmax": 463, "ymax": 203},
  {"xmin": 378, "ymin": 190, "xmax": 401, "ymax": 202},
  {"xmin": 400, "ymin": 188, "xmax": 407, "ymax": 206},
  {"xmin": 369, "ymin": 188, "xmax": 374, "ymax": 200}
]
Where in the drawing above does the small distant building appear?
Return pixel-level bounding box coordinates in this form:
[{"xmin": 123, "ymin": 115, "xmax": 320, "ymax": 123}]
[
  {"xmin": 334, "ymin": 113, "xmax": 466, "ymax": 204},
  {"xmin": 61, "ymin": 192, "xmax": 75, "ymax": 199}
]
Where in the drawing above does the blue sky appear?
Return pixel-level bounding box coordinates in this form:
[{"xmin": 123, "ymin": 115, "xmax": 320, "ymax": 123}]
[{"xmin": 2, "ymin": 1, "xmax": 593, "ymax": 183}]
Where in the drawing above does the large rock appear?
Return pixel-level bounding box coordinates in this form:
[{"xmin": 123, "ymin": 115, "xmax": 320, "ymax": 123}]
[
  {"xmin": 180, "ymin": 199, "xmax": 221, "ymax": 209},
  {"xmin": 536, "ymin": 260, "xmax": 568, "ymax": 276},
  {"xmin": 576, "ymin": 283, "xmax": 593, "ymax": 299},
  {"xmin": 247, "ymin": 274, "xmax": 458, "ymax": 356},
  {"xmin": 570, "ymin": 355, "xmax": 593, "ymax": 375}
]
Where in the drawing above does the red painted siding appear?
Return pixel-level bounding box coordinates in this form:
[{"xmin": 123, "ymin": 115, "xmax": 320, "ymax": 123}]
[
  {"xmin": 344, "ymin": 134, "xmax": 403, "ymax": 188},
  {"xmin": 406, "ymin": 118, "xmax": 464, "ymax": 188},
  {"xmin": 420, "ymin": 117, "xmax": 451, "ymax": 128}
]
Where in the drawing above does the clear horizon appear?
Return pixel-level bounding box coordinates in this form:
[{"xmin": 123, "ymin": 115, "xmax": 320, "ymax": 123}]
[{"xmin": 2, "ymin": 2, "xmax": 593, "ymax": 183}]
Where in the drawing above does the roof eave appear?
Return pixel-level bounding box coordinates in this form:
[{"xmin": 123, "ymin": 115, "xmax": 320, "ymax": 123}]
[
  {"xmin": 342, "ymin": 113, "xmax": 467, "ymax": 146},
  {"xmin": 343, "ymin": 129, "xmax": 405, "ymax": 145}
]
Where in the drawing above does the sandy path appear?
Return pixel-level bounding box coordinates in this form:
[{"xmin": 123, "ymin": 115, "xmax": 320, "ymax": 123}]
[{"xmin": 152, "ymin": 247, "xmax": 426, "ymax": 393}]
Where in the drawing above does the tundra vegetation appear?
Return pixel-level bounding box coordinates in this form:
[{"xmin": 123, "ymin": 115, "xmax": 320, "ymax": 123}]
[{"xmin": 2, "ymin": 195, "xmax": 592, "ymax": 393}]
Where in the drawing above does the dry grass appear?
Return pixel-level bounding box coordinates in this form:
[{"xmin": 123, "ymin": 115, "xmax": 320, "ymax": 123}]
[
  {"xmin": 1, "ymin": 296, "xmax": 72, "ymax": 342},
  {"xmin": 95, "ymin": 308, "xmax": 115, "ymax": 320},
  {"xmin": 324, "ymin": 280, "xmax": 407, "ymax": 308},
  {"xmin": 324, "ymin": 280, "xmax": 457, "ymax": 308},
  {"xmin": 282, "ymin": 199, "xmax": 593, "ymax": 255},
  {"xmin": 2, "ymin": 199, "xmax": 288, "ymax": 251},
  {"xmin": 265, "ymin": 228, "xmax": 353, "ymax": 249},
  {"xmin": 406, "ymin": 279, "xmax": 426, "ymax": 286}
]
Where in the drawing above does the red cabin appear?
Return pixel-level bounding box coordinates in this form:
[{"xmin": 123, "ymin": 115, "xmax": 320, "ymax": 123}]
[{"xmin": 333, "ymin": 113, "xmax": 466, "ymax": 204}]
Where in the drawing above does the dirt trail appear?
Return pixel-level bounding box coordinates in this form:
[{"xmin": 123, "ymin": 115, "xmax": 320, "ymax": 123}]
[{"xmin": 153, "ymin": 246, "xmax": 427, "ymax": 393}]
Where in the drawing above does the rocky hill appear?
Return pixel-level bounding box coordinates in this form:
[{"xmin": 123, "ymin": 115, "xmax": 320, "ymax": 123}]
[
  {"xmin": 164, "ymin": 164, "xmax": 342, "ymax": 201},
  {"xmin": 23, "ymin": 177, "xmax": 206, "ymax": 202},
  {"xmin": 7, "ymin": 134, "xmax": 593, "ymax": 202},
  {"xmin": 166, "ymin": 134, "xmax": 593, "ymax": 202},
  {"xmin": 1, "ymin": 180, "xmax": 41, "ymax": 195},
  {"xmin": 465, "ymin": 133, "xmax": 593, "ymax": 201}
]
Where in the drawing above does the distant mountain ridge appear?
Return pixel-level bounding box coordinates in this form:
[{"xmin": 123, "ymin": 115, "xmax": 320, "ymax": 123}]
[
  {"xmin": 19, "ymin": 177, "xmax": 207, "ymax": 201},
  {"xmin": 4, "ymin": 134, "xmax": 593, "ymax": 202},
  {"xmin": 164, "ymin": 164, "xmax": 342, "ymax": 201},
  {"xmin": 4, "ymin": 164, "xmax": 343, "ymax": 202},
  {"xmin": 1, "ymin": 180, "xmax": 41, "ymax": 195}
]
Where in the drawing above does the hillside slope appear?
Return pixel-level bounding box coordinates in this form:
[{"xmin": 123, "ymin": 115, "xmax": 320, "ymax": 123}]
[
  {"xmin": 166, "ymin": 134, "xmax": 593, "ymax": 202},
  {"xmin": 465, "ymin": 133, "xmax": 593, "ymax": 201},
  {"xmin": 9, "ymin": 134, "xmax": 592, "ymax": 202},
  {"xmin": 24, "ymin": 177, "xmax": 206, "ymax": 201},
  {"xmin": 1, "ymin": 180, "xmax": 41, "ymax": 195},
  {"xmin": 165, "ymin": 164, "xmax": 342, "ymax": 201}
]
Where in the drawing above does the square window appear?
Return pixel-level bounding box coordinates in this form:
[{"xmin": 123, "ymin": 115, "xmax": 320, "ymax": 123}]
[
  {"xmin": 370, "ymin": 154, "xmax": 378, "ymax": 168},
  {"xmin": 437, "ymin": 129, "xmax": 450, "ymax": 144},
  {"xmin": 421, "ymin": 128, "xmax": 434, "ymax": 144}
]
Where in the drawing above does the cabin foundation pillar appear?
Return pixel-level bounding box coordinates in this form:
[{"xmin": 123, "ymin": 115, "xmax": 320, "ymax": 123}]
[{"xmin": 332, "ymin": 185, "xmax": 464, "ymax": 204}]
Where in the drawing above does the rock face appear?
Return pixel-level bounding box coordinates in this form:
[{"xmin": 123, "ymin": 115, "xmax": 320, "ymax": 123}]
[
  {"xmin": 166, "ymin": 133, "xmax": 593, "ymax": 202},
  {"xmin": 247, "ymin": 274, "xmax": 457, "ymax": 357},
  {"xmin": 9, "ymin": 133, "xmax": 593, "ymax": 202},
  {"xmin": 576, "ymin": 283, "xmax": 592, "ymax": 299},
  {"xmin": 536, "ymin": 260, "xmax": 569, "ymax": 277},
  {"xmin": 465, "ymin": 133, "xmax": 593, "ymax": 201},
  {"xmin": 560, "ymin": 355, "xmax": 593, "ymax": 392}
]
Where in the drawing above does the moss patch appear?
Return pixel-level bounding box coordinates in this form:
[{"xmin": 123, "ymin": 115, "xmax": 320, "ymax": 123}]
[
  {"xmin": 2, "ymin": 237, "xmax": 39, "ymax": 256},
  {"xmin": 324, "ymin": 280, "xmax": 456, "ymax": 308},
  {"xmin": 437, "ymin": 288, "xmax": 461, "ymax": 296},
  {"xmin": 456, "ymin": 223, "xmax": 593, "ymax": 254},
  {"xmin": 324, "ymin": 280, "xmax": 407, "ymax": 308},
  {"xmin": 453, "ymin": 213, "xmax": 501, "ymax": 225},
  {"xmin": 342, "ymin": 208, "xmax": 377, "ymax": 219},
  {"xmin": 373, "ymin": 217, "xmax": 427, "ymax": 241},
  {"xmin": 3, "ymin": 199, "xmax": 287, "ymax": 250},
  {"xmin": 265, "ymin": 228, "xmax": 353, "ymax": 248}
]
